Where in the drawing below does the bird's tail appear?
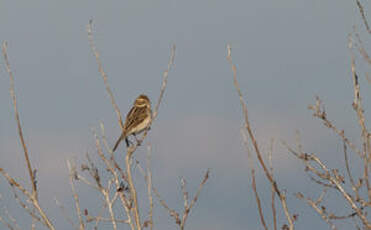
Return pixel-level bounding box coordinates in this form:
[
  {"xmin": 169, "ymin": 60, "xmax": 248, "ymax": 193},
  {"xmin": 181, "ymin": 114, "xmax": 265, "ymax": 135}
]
[{"xmin": 112, "ymin": 133, "xmax": 125, "ymax": 152}]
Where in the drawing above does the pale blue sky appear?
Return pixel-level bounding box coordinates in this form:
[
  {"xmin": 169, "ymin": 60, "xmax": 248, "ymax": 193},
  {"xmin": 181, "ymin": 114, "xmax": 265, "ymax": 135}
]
[{"xmin": 0, "ymin": 0, "xmax": 370, "ymax": 229}]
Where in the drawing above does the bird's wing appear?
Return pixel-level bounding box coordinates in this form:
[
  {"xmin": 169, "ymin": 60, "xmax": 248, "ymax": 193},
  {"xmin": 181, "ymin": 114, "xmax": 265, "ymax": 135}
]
[
  {"xmin": 124, "ymin": 106, "xmax": 149, "ymax": 133},
  {"xmin": 113, "ymin": 106, "xmax": 150, "ymax": 152}
]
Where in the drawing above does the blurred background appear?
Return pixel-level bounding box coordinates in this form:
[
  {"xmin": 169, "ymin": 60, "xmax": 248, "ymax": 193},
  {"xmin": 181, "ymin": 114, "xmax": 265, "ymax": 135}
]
[{"xmin": 0, "ymin": 0, "xmax": 370, "ymax": 229}]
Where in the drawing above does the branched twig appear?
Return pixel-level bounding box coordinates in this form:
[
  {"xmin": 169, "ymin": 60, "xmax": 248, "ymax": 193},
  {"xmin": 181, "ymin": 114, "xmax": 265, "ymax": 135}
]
[
  {"xmin": 1, "ymin": 42, "xmax": 55, "ymax": 230},
  {"xmin": 348, "ymin": 36, "xmax": 370, "ymax": 202},
  {"xmin": 0, "ymin": 168, "xmax": 54, "ymax": 229},
  {"xmin": 152, "ymin": 170, "xmax": 210, "ymax": 230},
  {"xmin": 9, "ymin": 186, "xmax": 42, "ymax": 224},
  {"xmin": 180, "ymin": 169, "xmax": 210, "ymax": 230},
  {"xmin": 152, "ymin": 187, "xmax": 181, "ymax": 225},
  {"xmin": 100, "ymin": 123, "xmax": 128, "ymax": 183},
  {"xmin": 308, "ymin": 97, "xmax": 362, "ymax": 158},
  {"xmin": 296, "ymin": 192, "xmax": 337, "ymax": 230},
  {"xmin": 286, "ymin": 145, "xmax": 371, "ymax": 228},
  {"xmin": 0, "ymin": 216, "xmax": 17, "ymax": 230},
  {"xmin": 227, "ymin": 44, "xmax": 294, "ymax": 230}
]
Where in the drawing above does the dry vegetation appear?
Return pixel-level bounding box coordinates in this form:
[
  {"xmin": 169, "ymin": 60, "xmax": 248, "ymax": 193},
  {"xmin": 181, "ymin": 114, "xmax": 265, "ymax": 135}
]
[
  {"xmin": 226, "ymin": 2, "xmax": 371, "ymax": 229},
  {"xmin": 0, "ymin": 2, "xmax": 370, "ymax": 230},
  {"xmin": 0, "ymin": 21, "xmax": 209, "ymax": 230}
]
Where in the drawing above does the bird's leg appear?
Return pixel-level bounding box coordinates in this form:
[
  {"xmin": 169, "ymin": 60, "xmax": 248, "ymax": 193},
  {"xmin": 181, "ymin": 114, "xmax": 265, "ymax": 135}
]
[
  {"xmin": 133, "ymin": 134, "xmax": 142, "ymax": 146},
  {"xmin": 125, "ymin": 137, "xmax": 131, "ymax": 147}
]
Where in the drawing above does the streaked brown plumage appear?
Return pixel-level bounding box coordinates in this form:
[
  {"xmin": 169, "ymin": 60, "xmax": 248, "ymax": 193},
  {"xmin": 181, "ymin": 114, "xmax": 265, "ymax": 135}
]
[{"xmin": 112, "ymin": 94, "xmax": 152, "ymax": 151}]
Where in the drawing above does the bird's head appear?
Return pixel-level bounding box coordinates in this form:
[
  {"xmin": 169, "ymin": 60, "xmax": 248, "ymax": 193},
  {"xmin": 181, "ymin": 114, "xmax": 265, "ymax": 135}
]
[{"xmin": 135, "ymin": 94, "xmax": 151, "ymax": 107}]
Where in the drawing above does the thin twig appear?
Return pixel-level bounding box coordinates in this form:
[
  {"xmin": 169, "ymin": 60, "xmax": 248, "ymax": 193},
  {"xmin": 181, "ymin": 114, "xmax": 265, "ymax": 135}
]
[
  {"xmin": 9, "ymin": 186, "xmax": 42, "ymax": 224},
  {"xmin": 181, "ymin": 178, "xmax": 189, "ymax": 212},
  {"xmin": 54, "ymin": 198, "xmax": 77, "ymax": 229},
  {"xmin": 252, "ymin": 168, "xmax": 269, "ymax": 230},
  {"xmin": 308, "ymin": 97, "xmax": 362, "ymax": 158},
  {"xmin": 227, "ymin": 44, "xmax": 294, "ymax": 230},
  {"xmin": 87, "ymin": 20, "xmax": 124, "ymax": 130},
  {"xmin": 286, "ymin": 146, "xmax": 371, "ymax": 228},
  {"xmin": 241, "ymin": 128, "xmax": 268, "ymax": 230},
  {"xmin": 146, "ymin": 144, "xmax": 154, "ymax": 230},
  {"xmin": 67, "ymin": 160, "xmax": 85, "ymax": 230},
  {"xmin": 2, "ymin": 42, "xmax": 37, "ymax": 198},
  {"xmin": 97, "ymin": 126, "xmax": 135, "ymax": 230},
  {"xmin": 152, "ymin": 187, "xmax": 181, "ymax": 225},
  {"xmin": 0, "ymin": 169, "xmax": 54, "ymax": 229},
  {"xmin": 127, "ymin": 43, "xmax": 176, "ymax": 148},
  {"xmin": 92, "ymin": 131, "xmax": 119, "ymax": 230},
  {"xmin": 98, "ymin": 123, "xmax": 134, "ymax": 228},
  {"xmin": 100, "ymin": 122, "xmax": 128, "ymax": 183},
  {"xmin": 125, "ymin": 152, "xmax": 141, "ymax": 230},
  {"xmin": 353, "ymin": 27, "xmax": 371, "ymax": 65},
  {"xmin": 0, "ymin": 216, "xmax": 17, "ymax": 230},
  {"xmin": 355, "ymin": 0, "xmax": 371, "ymax": 34},
  {"xmin": 269, "ymin": 138, "xmax": 277, "ymax": 230},
  {"xmin": 348, "ymin": 35, "xmax": 370, "ymax": 202},
  {"xmin": 296, "ymin": 192, "xmax": 337, "ymax": 230},
  {"xmin": 180, "ymin": 170, "xmax": 210, "ymax": 230},
  {"xmin": 343, "ymin": 141, "xmax": 361, "ymax": 203},
  {"xmin": 152, "ymin": 44, "xmax": 176, "ymax": 121},
  {"xmin": 86, "ymin": 216, "xmax": 129, "ymax": 224}
]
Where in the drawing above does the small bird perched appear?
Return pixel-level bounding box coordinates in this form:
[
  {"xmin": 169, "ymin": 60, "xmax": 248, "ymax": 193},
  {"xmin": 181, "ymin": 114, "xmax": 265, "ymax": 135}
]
[{"xmin": 112, "ymin": 94, "xmax": 152, "ymax": 151}]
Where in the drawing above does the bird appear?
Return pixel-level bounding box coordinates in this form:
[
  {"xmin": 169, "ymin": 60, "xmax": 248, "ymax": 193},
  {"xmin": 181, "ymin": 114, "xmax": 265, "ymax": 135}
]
[{"xmin": 112, "ymin": 94, "xmax": 152, "ymax": 152}]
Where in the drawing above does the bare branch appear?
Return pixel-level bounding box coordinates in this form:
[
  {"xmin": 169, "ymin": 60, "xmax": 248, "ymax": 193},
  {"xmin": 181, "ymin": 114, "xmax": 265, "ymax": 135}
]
[
  {"xmin": 0, "ymin": 215, "xmax": 17, "ymax": 230},
  {"xmin": 308, "ymin": 97, "xmax": 362, "ymax": 158},
  {"xmin": 152, "ymin": 44, "xmax": 176, "ymax": 120},
  {"xmin": 86, "ymin": 216, "xmax": 129, "ymax": 224},
  {"xmin": 241, "ymin": 128, "xmax": 268, "ymax": 230},
  {"xmin": 348, "ymin": 35, "xmax": 370, "ymax": 201},
  {"xmin": 0, "ymin": 168, "xmax": 54, "ymax": 229},
  {"xmin": 286, "ymin": 145, "xmax": 371, "ymax": 228},
  {"xmin": 67, "ymin": 160, "xmax": 85, "ymax": 230},
  {"xmin": 87, "ymin": 20, "xmax": 124, "ymax": 130},
  {"xmin": 146, "ymin": 144, "xmax": 154, "ymax": 230},
  {"xmin": 55, "ymin": 198, "xmax": 77, "ymax": 229},
  {"xmin": 296, "ymin": 192, "xmax": 337, "ymax": 230},
  {"xmin": 125, "ymin": 152, "xmax": 141, "ymax": 230},
  {"xmin": 252, "ymin": 168, "xmax": 269, "ymax": 230},
  {"xmin": 227, "ymin": 44, "xmax": 294, "ymax": 230},
  {"xmin": 152, "ymin": 170, "xmax": 209, "ymax": 230},
  {"xmin": 269, "ymin": 138, "xmax": 277, "ymax": 230},
  {"xmin": 2, "ymin": 41, "xmax": 37, "ymax": 199},
  {"xmin": 152, "ymin": 187, "xmax": 181, "ymax": 226},
  {"xmin": 353, "ymin": 27, "xmax": 371, "ymax": 65},
  {"xmin": 355, "ymin": 0, "xmax": 371, "ymax": 34},
  {"xmin": 180, "ymin": 170, "xmax": 210, "ymax": 230}
]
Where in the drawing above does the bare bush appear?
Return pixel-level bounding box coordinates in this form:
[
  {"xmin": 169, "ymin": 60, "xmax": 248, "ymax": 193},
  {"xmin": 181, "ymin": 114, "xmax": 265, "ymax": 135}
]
[
  {"xmin": 0, "ymin": 21, "xmax": 209, "ymax": 230},
  {"xmin": 227, "ymin": 4, "xmax": 371, "ymax": 230}
]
